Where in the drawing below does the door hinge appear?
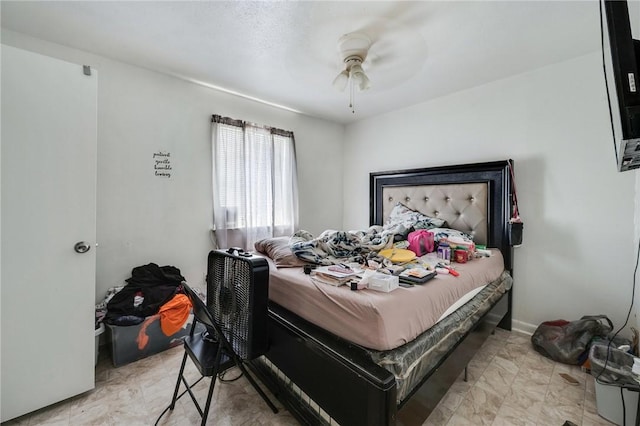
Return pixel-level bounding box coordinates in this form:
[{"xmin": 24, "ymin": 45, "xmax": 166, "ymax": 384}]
[{"xmin": 83, "ymin": 65, "xmax": 91, "ymax": 76}]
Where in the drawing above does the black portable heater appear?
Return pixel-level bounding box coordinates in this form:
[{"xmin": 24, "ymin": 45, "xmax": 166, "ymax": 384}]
[{"xmin": 206, "ymin": 247, "xmax": 269, "ymax": 360}]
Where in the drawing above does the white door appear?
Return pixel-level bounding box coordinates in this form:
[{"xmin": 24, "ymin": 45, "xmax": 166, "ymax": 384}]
[{"xmin": 1, "ymin": 45, "xmax": 97, "ymax": 422}]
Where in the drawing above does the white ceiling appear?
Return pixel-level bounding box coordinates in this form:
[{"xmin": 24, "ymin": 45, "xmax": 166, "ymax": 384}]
[{"xmin": 0, "ymin": 1, "xmax": 609, "ymax": 124}]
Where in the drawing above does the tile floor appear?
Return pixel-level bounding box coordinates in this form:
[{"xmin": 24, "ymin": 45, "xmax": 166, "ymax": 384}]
[{"xmin": 3, "ymin": 329, "xmax": 618, "ymax": 426}]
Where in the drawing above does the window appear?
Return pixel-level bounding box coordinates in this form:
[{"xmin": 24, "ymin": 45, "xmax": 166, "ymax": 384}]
[{"xmin": 211, "ymin": 115, "xmax": 298, "ymax": 250}]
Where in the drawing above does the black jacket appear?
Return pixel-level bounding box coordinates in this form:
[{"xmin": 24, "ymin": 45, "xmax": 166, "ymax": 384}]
[{"xmin": 105, "ymin": 263, "xmax": 185, "ymax": 324}]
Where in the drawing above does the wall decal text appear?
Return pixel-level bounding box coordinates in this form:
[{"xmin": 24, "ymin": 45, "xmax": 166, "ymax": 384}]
[{"xmin": 153, "ymin": 151, "xmax": 172, "ymax": 178}]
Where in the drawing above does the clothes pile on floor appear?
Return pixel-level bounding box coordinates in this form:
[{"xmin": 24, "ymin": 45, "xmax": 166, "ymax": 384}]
[{"xmin": 96, "ymin": 263, "xmax": 193, "ymax": 339}]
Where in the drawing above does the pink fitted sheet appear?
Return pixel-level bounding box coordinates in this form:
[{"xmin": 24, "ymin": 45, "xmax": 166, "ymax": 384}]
[{"xmin": 263, "ymin": 250, "xmax": 505, "ymax": 351}]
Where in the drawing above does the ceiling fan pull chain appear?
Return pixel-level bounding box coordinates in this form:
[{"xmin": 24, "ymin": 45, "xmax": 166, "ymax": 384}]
[{"xmin": 349, "ymin": 77, "xmax": 355, "ymax": 113}]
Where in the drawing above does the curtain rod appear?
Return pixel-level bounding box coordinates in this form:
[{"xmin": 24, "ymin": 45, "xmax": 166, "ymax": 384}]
[{"xmin": 211, "ymin": 114, "xmax": 293, "ymax": 137}]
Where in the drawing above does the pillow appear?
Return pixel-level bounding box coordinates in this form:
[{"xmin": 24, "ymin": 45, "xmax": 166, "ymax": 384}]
[
  {"xmin": 254, "ymin": 237, "xmax": 308, "ymax": 268},
  {"xmin": 429, "ymin": 228, "xmax": 474, "ymax": 243},
  {"xmin": 386, "ymin": 202, "xmax": 447, "ymax": 229}
]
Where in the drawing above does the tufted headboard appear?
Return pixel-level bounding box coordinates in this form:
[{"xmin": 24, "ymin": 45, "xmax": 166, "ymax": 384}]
[
  {"xmin": 370, "ymin": 160, "xmax": 514, "ymax": 271},
  {"xmin": 381, "ymin": 183, "xmax": 488, "ymax": 245}
]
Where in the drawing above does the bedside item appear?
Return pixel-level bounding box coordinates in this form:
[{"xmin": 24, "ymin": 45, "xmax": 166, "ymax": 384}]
[
  {"xmin": 378, "ymin": 248, "xmax": 416, "ymax": 263},
  {"xmin": 368, "ymin": 273, "xmax": 399, "ymax": 293},
  {"xmin": 399, "ymin": 270, "xmax": 438, "ymax": 284},
  {"xmin": 407, "ymin": 229, "xmax": 435, "ymax": 256},
  {"xmin": 454, "ymin": 249, "xmax": 468, "ymax": 263},
  {"xmin": 437, "ymin": 242, "xmax": 451, "ymax": 263}
]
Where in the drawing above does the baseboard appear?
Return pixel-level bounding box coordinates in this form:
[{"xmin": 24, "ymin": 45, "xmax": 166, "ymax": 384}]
[{"xmin": 511, "ymin": 319, "xmax": 537, "ymax": 336}]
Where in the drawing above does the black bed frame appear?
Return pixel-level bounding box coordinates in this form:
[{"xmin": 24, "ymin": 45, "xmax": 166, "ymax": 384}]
[{"xmin": 251, "ymin": 160, "xmax": 515, "ymax": 425}]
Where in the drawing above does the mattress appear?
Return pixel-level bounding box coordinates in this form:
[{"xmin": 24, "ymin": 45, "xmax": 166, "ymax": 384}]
[{"xmin": 263, "ymin": 249, "xmax": 505, "ymax": 351}]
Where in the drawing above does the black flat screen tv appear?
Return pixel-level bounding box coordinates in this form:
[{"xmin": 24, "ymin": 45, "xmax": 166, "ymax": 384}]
[{"xmin": 603, "ymin": 0, "xmax": 640, "ymax": 171}]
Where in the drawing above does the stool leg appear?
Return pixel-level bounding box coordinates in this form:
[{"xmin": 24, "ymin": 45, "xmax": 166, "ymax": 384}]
[
  {"xmin": 200, "ymin": 376, "xmax": 217, "ymax": 426},
  {"xmin": 170, "ymin": 351, "xmax": 189, "ymax": 410},
  {"xmin": 200, "ymin": 345, "xmax": 224, "ymax": 425}
]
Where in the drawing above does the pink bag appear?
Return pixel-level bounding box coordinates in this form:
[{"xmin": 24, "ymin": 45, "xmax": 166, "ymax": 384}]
[{"xmin": 407, "ymin": 229, "xmax": 435, "ymax": 256}]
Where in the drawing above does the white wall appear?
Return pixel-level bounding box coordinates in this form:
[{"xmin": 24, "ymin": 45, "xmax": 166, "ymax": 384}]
[
  {"xmin": 343, "ymin": 52, "xmax": 638, "ymax": 334},
  {"xmin": 1, "ymin": 30, "xmax": 344, "ymax": 302},
  {"xmin": 4, "ymin": 28, "xmax": 638, "ymax": 336}
]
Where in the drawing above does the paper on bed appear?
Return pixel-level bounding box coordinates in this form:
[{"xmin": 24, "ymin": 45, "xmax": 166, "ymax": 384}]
[{"xmin": 310, "ymin": 266, "xmax": 355, "ymax": 286}]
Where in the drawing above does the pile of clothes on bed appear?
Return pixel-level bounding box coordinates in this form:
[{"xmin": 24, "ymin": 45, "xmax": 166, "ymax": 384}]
[{"xmin": 290, "ymin": 202, "xmax": 474, "ymax": 267}]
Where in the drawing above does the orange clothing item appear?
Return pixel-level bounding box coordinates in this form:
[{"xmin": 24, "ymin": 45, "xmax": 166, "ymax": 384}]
[
  {"xmin": 136, "ymin": 314, "xmax": 160, "ymax": 350},
  {"xmin": 158, "ymin": 293, "xmax": 192, "ymax": 336},
  {"xmin": 136, "ymin": 294, "xmax": 193, "ymax": 350}
]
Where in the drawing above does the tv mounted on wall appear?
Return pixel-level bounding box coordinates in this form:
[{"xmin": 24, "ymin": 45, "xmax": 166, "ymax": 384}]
[{"xmin": 603, "ymin": 0, "xmax": 640, "ymax": 171}]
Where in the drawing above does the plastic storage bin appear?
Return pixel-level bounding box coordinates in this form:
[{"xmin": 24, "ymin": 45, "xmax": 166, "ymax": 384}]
[
  {"xmin": 590, "ymin": 344, "xmax": 640, "ymax": 425},
  {"xmin": 594, "ymin": 381, "xmax": 638, "ymax": 426},
  {"xmin": 95, "ymin": 322, "xmax": 105, "ymax": 365},
  {"xmin": 106, "ymin": 316, "xmax": 200, "ymax": 367}
]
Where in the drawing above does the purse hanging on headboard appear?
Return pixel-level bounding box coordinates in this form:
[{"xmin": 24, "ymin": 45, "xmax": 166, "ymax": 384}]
[{"xmin": 508, "ymin": 160, "xmax": 523, "ymax": 247}]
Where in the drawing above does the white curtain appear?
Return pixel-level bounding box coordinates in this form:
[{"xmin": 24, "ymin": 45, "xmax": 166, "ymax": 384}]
[{"xmin": 211, "ymin": 116, "xmax": 298, "ymax": 251}]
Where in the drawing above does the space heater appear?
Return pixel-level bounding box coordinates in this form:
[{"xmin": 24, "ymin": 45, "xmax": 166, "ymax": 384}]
[{"xmin": 206, "ymin": 247, "xmax": 269, "ymax": 360}]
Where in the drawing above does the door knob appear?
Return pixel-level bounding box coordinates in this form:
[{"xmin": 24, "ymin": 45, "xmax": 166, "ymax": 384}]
[{"xmin": 74, "ymin": 241, "xmax": 91, "ymax": 254}]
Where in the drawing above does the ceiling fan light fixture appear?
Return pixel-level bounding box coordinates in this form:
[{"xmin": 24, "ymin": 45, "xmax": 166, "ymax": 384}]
[
  {"xmin": 357, "ymin": 73, "xmax": 370, "ymax": 91},
  {"xmin": 332, "ymin": 70, "xmax": 349, "ymax": 91},
  {"xmin": 349, "ymin": 62, "xmax": 364, "ymax": 77},
  {"xmin": 348, "ymin": 63, "xmax": 369, "ymax": 90},
  {"xmin": 333, "ymin": 33, "xmax": 373, "ymax": 113}
]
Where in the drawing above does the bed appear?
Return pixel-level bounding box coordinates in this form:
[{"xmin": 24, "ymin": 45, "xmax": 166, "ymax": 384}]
[{"xmin": 249, "ymin": 160, "xmax": 515, "ymax": 425}]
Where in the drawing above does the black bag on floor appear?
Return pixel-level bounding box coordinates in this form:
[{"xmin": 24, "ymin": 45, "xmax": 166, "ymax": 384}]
[{"xmin": 531, "ymin": 315, "xmax": 613, "ymax": 365}]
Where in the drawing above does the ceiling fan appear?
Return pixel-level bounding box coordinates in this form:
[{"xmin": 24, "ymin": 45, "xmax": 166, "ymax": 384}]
[{"xmin": 332, "ymin": 32, "xmax": 372, "ymax": 113}]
